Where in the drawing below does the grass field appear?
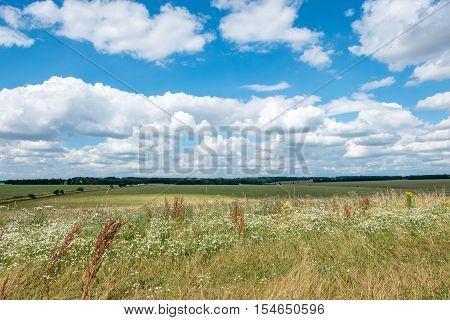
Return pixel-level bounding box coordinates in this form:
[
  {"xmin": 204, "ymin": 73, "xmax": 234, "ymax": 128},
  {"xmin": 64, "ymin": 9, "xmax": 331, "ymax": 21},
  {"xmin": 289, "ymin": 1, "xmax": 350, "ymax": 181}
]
[
  {"xmin": 1, "ymin": 179, "xmax": 448, "ymax": 208},
  {"xmin": 0, "ymin": 186, "xmax": 448, "ymax": 299},
  {"xmin": 0, "ymin": 185, "xmax": 110, "ymax": 200}
]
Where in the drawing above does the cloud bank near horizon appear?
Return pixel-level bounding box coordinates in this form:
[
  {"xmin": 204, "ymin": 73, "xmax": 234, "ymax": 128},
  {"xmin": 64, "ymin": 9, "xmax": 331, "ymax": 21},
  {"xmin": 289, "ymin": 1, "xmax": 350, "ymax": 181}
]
[{"xmin": 0, "ymin": 77, "xmax": 448, "ymax": 178}]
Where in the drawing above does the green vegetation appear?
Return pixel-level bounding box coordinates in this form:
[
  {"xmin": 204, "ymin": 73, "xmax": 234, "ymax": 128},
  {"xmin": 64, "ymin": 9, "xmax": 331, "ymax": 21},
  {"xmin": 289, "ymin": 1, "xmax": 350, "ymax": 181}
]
[
  {"xmin": 0, "ymin": 190, "xmax": 448, "ymax": 299},
  {"xmin": 0, "ymin": 185, "xmax": 109, "ymax": 199},
  {"xmin": 4, "ymin": 174, "xmax": 448, "ymax": 186},
  {"xmin": 1, "ymin": 179, "xmax": 448, "ymax": 209}
]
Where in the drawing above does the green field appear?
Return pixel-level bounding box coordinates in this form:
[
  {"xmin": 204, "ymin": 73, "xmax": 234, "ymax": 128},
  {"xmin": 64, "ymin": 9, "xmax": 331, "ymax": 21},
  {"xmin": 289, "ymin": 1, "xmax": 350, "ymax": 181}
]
[
  {"xmin": 0, "ymin": 185, "xmax": 110, "ymax": 199},
  {"xmin": 1, "ymin": 180, "xmax": 448, "ymax": 299},
  {"xmin": 0, "ymin": 191, "xmax": 448, "ymax": 299},
  {"xmin": 1, "ymin": 179, "xmax": 448, "ymax": 208}
]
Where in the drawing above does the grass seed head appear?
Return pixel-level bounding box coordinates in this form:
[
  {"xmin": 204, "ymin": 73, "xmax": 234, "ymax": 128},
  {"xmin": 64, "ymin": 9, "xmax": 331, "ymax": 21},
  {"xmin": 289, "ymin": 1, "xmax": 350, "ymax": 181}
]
[
  {"xmin": 343, "ymin": 202, "xmax": 351, "ymax": 219},
  {"xmin": 0, "ymin": 274, "xmax": 9, "ymax": 300},
  {"xmin": 164, "ymin": 197, "xmax": 170, "ymax": 222},
  {"xmin": 81, "ymin": 218, "xmax": 127, "ymax": 300}
]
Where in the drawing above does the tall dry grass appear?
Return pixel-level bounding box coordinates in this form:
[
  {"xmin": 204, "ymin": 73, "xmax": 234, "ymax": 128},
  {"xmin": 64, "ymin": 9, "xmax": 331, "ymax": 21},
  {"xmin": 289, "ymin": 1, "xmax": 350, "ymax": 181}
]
[
  {"xmin": 164, "ymin": 197, "xmax": 170, "ymax": 222},
  {"xmin": 80, "ymin": 218, "xmax": 127, "ymax": 300},
  {"xmin": 230, "ymin": 200, "xmax": 245, "ymax": 235},
  {"xmin": 0, "ymin": 191, "xmax": 447, "ymax": 299},
  {"xmin": 46, "ymin": 223, "xmax": 83, "ymax": 296},
  {"xmin": 0, "ymin": 274, "xmax": 8, "ymax": 300},
  {"xmin": 172, "ymin": 196, "xmax": 185, "ymax": 221}
]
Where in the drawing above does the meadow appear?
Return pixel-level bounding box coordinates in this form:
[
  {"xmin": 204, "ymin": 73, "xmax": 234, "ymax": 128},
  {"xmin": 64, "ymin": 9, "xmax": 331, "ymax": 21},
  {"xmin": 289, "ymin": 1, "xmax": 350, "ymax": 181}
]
[
  {"xmin": 0, "ymin": 180, "xmax": 448, "ymax": 300},
  {"xmin": 0, "ymin": 185, "xmax": 110, "ymax": 205},
  {"xmin": 1, "ymin": 179, "xmax": 448, "ymax": 208}
]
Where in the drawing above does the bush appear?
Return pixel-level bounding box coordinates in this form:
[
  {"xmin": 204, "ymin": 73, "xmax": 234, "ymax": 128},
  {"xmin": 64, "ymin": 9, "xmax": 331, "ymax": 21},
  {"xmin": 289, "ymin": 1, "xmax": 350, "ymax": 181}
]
[
  {"xmin": 53, "ymin": 189, "xmax": 60, "ymax": 195},
  {"xmin": 110, "ymin": 185, "xmax": 114, "ymax": 189},
  {"xmin": 28, "ymin": 193, "xmax": 36, "ymax": 199},
  {"xmin": 59, "ymin": 189, "xmax": 64, "ymax": 195},
  {"xmin": 76, "ymin": 187, "xmax": 84, "ymax": 192}
]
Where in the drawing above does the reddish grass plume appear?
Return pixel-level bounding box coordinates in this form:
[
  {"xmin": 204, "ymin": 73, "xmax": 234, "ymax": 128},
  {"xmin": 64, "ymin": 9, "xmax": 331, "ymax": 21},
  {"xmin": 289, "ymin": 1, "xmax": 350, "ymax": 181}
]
[
  {"xmin": 81, "ymin": 218, "xmax": 127, "ymax": 300},
  {"xmin": 164, "ymin": 197, "xmax": 170, "ymax": 222},
  {"xmin": 46, "ymin": 223, "xmax": 83, "ymax": 296},
  {"xmin": 47, "ymin": 223, "xmax": 83, "ymax": 276},
  {"xmin": 359, "ymin": 197, "xmax": 371, "ymax": 211},
  {"xmin": 0, "ymin": 274, "xmax": 9, "ymax": 300},
  {"xmin": 230, "ymin": 200, "xmax": 245, "ymax": 235},
  {"xmin": 343, "ymin": 202, "xmax": 351, "ymax": 218},
  {"xmin": 172, "ymin": 196, "xmax": 185, "ymax": 221}
]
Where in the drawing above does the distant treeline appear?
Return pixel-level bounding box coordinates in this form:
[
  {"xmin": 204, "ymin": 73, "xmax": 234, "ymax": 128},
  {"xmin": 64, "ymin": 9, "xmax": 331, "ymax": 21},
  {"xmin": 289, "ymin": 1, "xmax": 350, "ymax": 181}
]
[{"xmin": 2, "ymin": 175, "xmax": 448, "ymax": 185}]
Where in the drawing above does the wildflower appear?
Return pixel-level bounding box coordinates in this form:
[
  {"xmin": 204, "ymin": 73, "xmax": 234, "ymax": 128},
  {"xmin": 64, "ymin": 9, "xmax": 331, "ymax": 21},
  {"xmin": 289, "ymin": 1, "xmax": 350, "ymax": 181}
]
[
  {"xmin": 282, "ymin": 201, "xmax": 293, "ymax": 210},
  {"xmin": 405, "ymin": 192, "xmax": 414, "ymax": 208}
]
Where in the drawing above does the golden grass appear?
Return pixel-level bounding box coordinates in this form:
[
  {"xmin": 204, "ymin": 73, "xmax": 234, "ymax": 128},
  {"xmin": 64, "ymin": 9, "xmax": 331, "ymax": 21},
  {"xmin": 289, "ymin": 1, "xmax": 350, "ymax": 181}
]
[{"xmin": 0, "ymin": 274, "xmax": 8, "ymax": 300}]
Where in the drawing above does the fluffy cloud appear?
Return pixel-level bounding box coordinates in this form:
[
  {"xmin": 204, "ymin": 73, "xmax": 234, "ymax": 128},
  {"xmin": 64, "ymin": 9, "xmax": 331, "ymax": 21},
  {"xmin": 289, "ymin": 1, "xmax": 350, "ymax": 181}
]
[
  {"xmin": 416, "ymin": 92, "xmax": 450, "ymax": 110},
  {"xmin": 0, "ymin": 0, "xmax": 213, "ymax": 61},
  {"xmin": 241, "ymin": 81, "xmax": 290, "ymax": 92},
  {"xmin": 213, "ymin": 0, "xmax": 331, "ymax": 68},
  {"xmin": 0, "ymin": 76, "xmax": 448, "ymax": 177},
  {"xmin": 322, "ymin": 92, "xmax": 402, "ymax": 116},
  {"xmin": 0, "ymin": 76, "xmax": 321, "ymax": 140},
  {"xmin": 344, "ymin": 9, "xmax": 355, "ymax": 17},
  {"xmin": 360, "ymin": 76, "xmax": 395, "ymax": 91},
  {"xmin": 299, "ymin": 46, "xmax": 333, "ymax": 69},
  {"xmin": 0, "ymin": 26, "xmax": 34, "ymax": 47},
  {"xmin": 0, "ymin": 6, "xmax": 24, "ymax": 28},
  {"xmin": 406, "ymin": 51, "xmax": 450, "ymax": 86},
  {"xmin": 0, "ymin": 77, "xmax": 164, "ymax": 139},
  {"xmin": 350, "ymin": 0, "xmax": 450, "ymax": 83}
]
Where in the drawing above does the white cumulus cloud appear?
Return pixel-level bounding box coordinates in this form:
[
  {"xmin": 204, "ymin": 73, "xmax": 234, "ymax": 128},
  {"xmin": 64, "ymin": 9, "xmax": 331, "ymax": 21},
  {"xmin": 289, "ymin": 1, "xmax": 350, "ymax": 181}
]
[
  {"xmin": 242, "ymin": 81, "xmax": 290, "ymax": 92},
  {"xmin": 416, "ymin": 92, "xmax": 450, "ymax": 110},
  {"xmin": 344, "ymin": 8, "xmax": 355, "ymax": 17},
  {"xmin": 0, "ymin": 0, "xmax": 214, "ymax": 62},
  {"xmin": 0, "ymin": 26, "xmax": 34, "ymax": 47},
  {"xmin": 299, "ymin": 46, "xmax": 333, "ymax": 69},
  {"xmin": 213, "ymin": 0, "xmax": 332, "ymax": 69},
  {"xmin": 0, "ymin": 76, "xmax": 448, "ymax": 177},
  {"xmin": 406, "ymin": 51, "xmax": 450, "ymax": 86},
  {"xmin": 349, "ymin": 0, "xmax": 450, "ymax": 83},
  {"xmin": 360, "ymin": 76, "xmax": 395, "ymax": 91}
]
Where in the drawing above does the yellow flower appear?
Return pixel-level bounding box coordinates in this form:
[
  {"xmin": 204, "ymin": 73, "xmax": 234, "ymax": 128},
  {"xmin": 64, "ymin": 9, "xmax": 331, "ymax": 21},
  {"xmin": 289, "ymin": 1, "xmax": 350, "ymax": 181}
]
[
  {"xmin": 405, "ymin": 191, "xmax": 413, "ymax": 197},
  {"xmin": 282, "ymin": 201, "xmax": 293, "ymax": 209}
]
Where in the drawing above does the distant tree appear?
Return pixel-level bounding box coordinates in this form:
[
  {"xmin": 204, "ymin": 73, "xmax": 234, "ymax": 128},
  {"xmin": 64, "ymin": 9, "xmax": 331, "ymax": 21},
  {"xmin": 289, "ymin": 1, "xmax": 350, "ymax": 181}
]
[
  {"xmin": 59, "ymin": 189, "xmax": 64, "ymax": 195},
  {"xmin": 76, "ymin": 187, "xmax": 84, "ymax": 192},
  {"xmin": 110, "ymin": 185, "xmax": 114, "ymax": 189},
  {"xmin": 53, "ymin": 189, "xmax": 60, "ymax": 195}
]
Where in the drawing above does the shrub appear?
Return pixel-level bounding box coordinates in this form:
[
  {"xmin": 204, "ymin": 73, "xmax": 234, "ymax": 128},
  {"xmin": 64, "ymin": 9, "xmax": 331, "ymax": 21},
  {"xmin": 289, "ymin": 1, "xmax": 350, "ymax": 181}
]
[
  {"xmin": 53, "ymin": 189, "xmax": 60, "ymax": 195},
  {"xmin": 59, "ymin": 189, "xmax": 64, "ymax": 195},
  {"xmin": 76, "ymin": 187, "xmax": 84, "ymax": 192},
  {"xmin": 28, "ymin": 193, "xmax": 36, "ymax": 199}
]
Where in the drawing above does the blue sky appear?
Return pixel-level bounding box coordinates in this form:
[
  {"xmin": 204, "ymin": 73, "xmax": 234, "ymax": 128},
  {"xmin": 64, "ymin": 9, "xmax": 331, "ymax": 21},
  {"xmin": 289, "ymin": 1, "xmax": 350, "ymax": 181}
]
[{"xmin": 0, "ymin": 0, "xmax": 449, "ymax": 178}]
